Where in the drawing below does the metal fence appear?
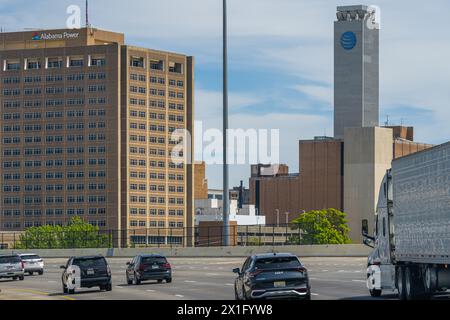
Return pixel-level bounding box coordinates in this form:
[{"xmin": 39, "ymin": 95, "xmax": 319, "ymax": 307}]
[{"xmin": 0, "ymin": 224, "xmax": 316, "ymax": 249}]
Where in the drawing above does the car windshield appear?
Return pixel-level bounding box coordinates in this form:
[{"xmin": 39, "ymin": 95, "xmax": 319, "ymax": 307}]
[
  {"xmin": 141, "ymin": 257, "xmax": 167, "ymax": 264},
  {"xmin": 254, "ymin": 256, "xmax": 301, "ymax": 270},
  {"xmin": 21, "ymin": 255, "xmax": 40, "ymax": 260},
  {"xmin": 72, "ymin": 257, "xmax": 106, "ymax": 269},
  {"xmin": 0, "ymin": 256, "xmax": 21, "ymax": 264}
]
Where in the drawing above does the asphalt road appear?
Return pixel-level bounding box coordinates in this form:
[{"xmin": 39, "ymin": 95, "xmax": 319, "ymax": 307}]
[{"xmin": 0, "ymin": 257, "xmax": 397, "ymax": 300}]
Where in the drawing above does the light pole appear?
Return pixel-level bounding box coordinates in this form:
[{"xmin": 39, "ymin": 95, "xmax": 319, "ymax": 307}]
[{"xmin": 222, "ymin": 0, "xmax": 230, "ymax": 246}]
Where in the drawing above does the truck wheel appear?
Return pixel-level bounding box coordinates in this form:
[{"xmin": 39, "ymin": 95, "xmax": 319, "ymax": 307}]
[
  {"xmin": 405, "ymin": 267, "xmax": 416, "ymax": 300},
  {"xmin": 370, "ymin": 289, "xmax": 382, "ymax": 297},
  {"xmin": 397, "ymin": 267, "xmax": 407, "ymax": 300}
]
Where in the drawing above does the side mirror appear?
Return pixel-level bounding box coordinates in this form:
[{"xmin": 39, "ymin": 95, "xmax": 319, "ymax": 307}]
[
  {"xmin": 126, "ymin": 262, "xmax": 130, "ymax": 265},
  {"xmin": 232, "ymin": 268, "xmax": 240, "ymax": 274},
  {"xmin": 363, "ymin": 238, "xmax": 375, "ymax": 248},
  {"xmin": 60, "ymin": 265, "xmax": 66, "ymax": 269},
  {"xmin": 362, "ymin": 219, "xmax": 369, "ymax": 237}
]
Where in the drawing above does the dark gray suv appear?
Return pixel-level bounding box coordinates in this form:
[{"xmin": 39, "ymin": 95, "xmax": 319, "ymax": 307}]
[
  {"xmin": 233, "ymin": 253, "xmax": 311, "ymax": 300},
  {"xmin": 126, "ymin": 254, "xmax": 172, "ymax": 285}
]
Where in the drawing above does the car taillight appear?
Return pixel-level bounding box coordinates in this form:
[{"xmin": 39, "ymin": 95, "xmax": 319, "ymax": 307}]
[
  {"xmin": 162, "ymin": 263, "xmax": 171, "ymax": 269},
  {"xmin": 107, "ymin": 265, "xmax": 111, "ymax": 276},
  {"xmin": 138, "ymin": 264, "xmax": 145, "ymax": 271},
  {"xmin": 297, "ymin": 267, "xmax": 307, "ymax": 273},
  {"xmin": 21, "ymin": 261, "xmax": 24, "ymax": 270}
]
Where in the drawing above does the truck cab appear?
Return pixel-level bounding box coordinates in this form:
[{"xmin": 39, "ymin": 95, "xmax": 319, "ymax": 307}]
[{"xmin": 364, "ymin": 170, "xmax": 396, "ymax": 297}]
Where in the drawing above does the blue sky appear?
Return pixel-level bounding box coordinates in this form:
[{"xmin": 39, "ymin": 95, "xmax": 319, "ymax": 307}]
[{"xmin": 2, "ymin": 0, "xmax": 450, "ymax": 188}]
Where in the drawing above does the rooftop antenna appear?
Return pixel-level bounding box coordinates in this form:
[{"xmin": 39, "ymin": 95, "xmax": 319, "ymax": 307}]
[
  {"xmin": 385, "ymin": 115, "xmax": 390, "ymax": 127},
  {"xmin": 85, "ymin": 0, "xmax": 89, "ymax": 28}
]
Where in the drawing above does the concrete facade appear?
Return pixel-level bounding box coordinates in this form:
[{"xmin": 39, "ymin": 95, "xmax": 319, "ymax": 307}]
[
  {"xmin": 344, "ymin": 127, "xmax": 393, "ymax": 242},
  {"xmin": 334, "ymin": 5, "xmax": 380, "ymax": 139}
]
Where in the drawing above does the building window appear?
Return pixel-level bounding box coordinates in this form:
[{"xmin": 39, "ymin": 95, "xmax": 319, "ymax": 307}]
[
  {"xmin": 130, "ymin": 57, "xmax": 145, "ymax": 68},
  {"xmin": 150, "ymin": 59, "xmax": 164, "ymax": 71},
  {"xmin": 169, "ymin": 62, "xmax": 183, "ymax": 74}
]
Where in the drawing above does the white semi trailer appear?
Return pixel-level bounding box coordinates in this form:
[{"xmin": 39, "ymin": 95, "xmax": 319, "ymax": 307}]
[{"xmin": 364, "ymin": 142, "xmax": 450, "ymax": 300}]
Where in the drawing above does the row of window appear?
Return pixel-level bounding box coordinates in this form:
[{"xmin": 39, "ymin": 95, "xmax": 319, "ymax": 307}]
[
  {"xmin": 2, "ymin": 73, "xmax": 106, "ymax": 84},
  {"xmin": 3, "ymin": 56, "xmax": 106, "ymax": 71},
  {"xmin": 129, "ymin": 221, "xmax": 184, "ymax": 228},
  {"xmin": 130, "ymin": 208, "xmax": 184, "ymax": 216},
  {"xmin": 3, "ymin": 195, "xmax": 107, "ymax": 204},
  {"xmin": 2, "ymin": 220, "xmax": 107, "ymax": 229},
  {"xmin": 129, "ymin": 58, "xmax": 183, "ymax": 75},
  {"xmin": 3, "ymin": 183, "xmax": 107, "ymax": 191},
  {"xmin": 129, "ymin": 74, "xmax": 184, "ymax": 88},
  {"xmin": 130, "ymin": 196, "xmax": 184, "ymax": 204},
  {"xmin": 129, "ymin": 172, "xmax": 184, "ymax": 181},
  {"xmin": 2, "ymin": 170, "xmax": 106, "ymax": 178}
]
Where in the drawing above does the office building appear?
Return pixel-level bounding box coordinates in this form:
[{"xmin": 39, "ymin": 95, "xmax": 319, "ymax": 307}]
[
  {"xmin": 334, "ymin": 5, "xmax": 380, "ymax": 139},
  {"xmin": 0, "ymin": 27, "xmax": 195, "ymax": 247}
]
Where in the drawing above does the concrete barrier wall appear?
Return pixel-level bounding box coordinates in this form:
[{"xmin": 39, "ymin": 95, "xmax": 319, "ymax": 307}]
[{"xmin": 0, "ymin": 245, "xmax": 370, "ymax": 258}]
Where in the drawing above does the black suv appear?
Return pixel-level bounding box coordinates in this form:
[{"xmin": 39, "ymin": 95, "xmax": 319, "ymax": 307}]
[
  {"xmin": 233, "ymin": 253, "xmax": 311, "ymax": 300},
  {"xmin": 126, "ymin": 254, "xmax": 172, "ymax": 285},
  {"xmin": 61, "ymin": 255, "xmax": 112, "ymax": 294}
]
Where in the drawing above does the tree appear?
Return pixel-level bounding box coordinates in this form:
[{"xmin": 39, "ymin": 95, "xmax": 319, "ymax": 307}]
[
  {"xmin": 289, "ymin": 209, "xmax": 352, "ymax": 245},
  {"xmin": 16, "ymin": 217, "xmax": 111, "ymax": 249}
]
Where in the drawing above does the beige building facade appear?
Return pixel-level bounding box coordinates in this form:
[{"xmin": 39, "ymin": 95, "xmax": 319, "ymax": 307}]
[{"xmin": 0, "ymin": 28, "xmax": 194, "ymax": 247}]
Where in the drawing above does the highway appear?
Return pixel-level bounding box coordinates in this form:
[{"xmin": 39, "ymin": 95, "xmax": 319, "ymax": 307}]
[{"xmin": 0, "ymin": 257, "xmax": 395, "ymax": 300}]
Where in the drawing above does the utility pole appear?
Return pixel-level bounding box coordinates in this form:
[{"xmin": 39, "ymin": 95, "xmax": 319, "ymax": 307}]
[{"xmin": 222, "ymin": 0, "xmax": 230, "ymax": 246}]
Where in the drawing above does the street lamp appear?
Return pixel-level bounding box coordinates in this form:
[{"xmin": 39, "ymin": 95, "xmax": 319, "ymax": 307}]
[{"xmin": 222, "ymin": 0, "xmax": 230, "ymax": 247}]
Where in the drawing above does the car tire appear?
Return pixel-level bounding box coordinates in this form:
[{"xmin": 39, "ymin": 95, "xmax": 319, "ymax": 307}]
[
  {"xmin": 28, "ymin": 272, "xmax": 33, "ymax": 276},
  {"xmin": 38, "ymin": 271, "xmax": 43, "ymax": 276},
  {"xmin": 127, "ymin": 275, "xmax": 132, "ymax": 285},
  {"xmin": 166, "ymin": 278, "xmax": 172, "ymax": 284},
  {"xmin": 13, "ymin": 276, "xmax": 18, "ymax": 281},
  {"xmin": 134, "ymin": 273, "xmax": 141, "ymax": 285},
  {"xmin": 370, "ymin": 289, "xmax": 382, "ymax": 297},
  {"xmin": 63, "ymin": 284, "xmax": 68, "ymax": 294},
  {"xmin": 19, "ymin": 275, "xmax": 24, "ymax": 281},
  {"xmin": 106, "ymin": 283, "xmax": 112, "ymax": 292},
  {"xmin": 157, "ymin": 279, "xmax": 163, "ymax": 284},
  {"xmin": 68, "ymin": 288, "xmax": 75, "ymax": 295}
]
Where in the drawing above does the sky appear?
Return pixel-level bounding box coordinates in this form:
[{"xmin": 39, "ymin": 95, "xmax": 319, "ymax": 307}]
[{"xmin": 2, "ymin": 0, "xmax": 450, "ymax": 188}]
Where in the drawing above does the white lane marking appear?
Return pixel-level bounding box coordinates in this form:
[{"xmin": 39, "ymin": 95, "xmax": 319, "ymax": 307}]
[
  {"xmin": 352, "ymin": 280, "xmax": 366, "ymax": 283},
  {"xmin": 338, "ymin": 270, "xmax": 346, "ymax": 273},
  {"xmin": 47, "ymin": 281, "xmax": 57, "ymax": 283},
  {"xmin": 206, "ymin": 273, "xmax": 219, "ymax": 276},
  {"xmin": 175, "ymin": 294, "xmax": 185, "ymax": 298},
  {"xmin": 115, "ymin": 286, "xmax": 124, "ymax": 289},
  {"xmin": 311, "ymin": 293, "xmax": 319, "ymax": 296},
  {"xmin": 184, "ymin": 280, "xmax": 197, "ymax": 283},
  {"xmin": 225, "ymin": 283, "xmax": 234, "ymax": 286},
  {"xmin": 322, "ymin": 270, "xmax": 329, "ymax": 272},
  {"xmin": 146, "ymin": 290, "xmax": 155, "ymax": 292}
]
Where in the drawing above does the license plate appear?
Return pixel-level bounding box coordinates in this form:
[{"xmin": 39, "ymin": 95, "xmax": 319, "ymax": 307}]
[
  {"xmin": 274, "ymin": 281, "xmax": 286, "ymax": 288},
  {"xmin": 87, "ymin": 269, "xmax": 95, "ymax": 275},
  {"xmin": 152, "ymin": 265, "xmax": 159, "ymax": 269}
]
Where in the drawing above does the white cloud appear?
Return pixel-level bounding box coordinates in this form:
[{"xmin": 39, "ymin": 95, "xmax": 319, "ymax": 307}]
[{"xmin": 292, "ymin": 84, "xmax": 333, "ymax": 107}]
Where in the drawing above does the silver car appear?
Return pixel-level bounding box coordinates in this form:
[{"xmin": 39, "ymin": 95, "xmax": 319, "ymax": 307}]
[
  {"xmin": 0, "ymin": 254, "xmax": 25, "ymax": 281},
  {"xmin": 19, "ymin": 254, "xmax": 44, "ymax": 275}
]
